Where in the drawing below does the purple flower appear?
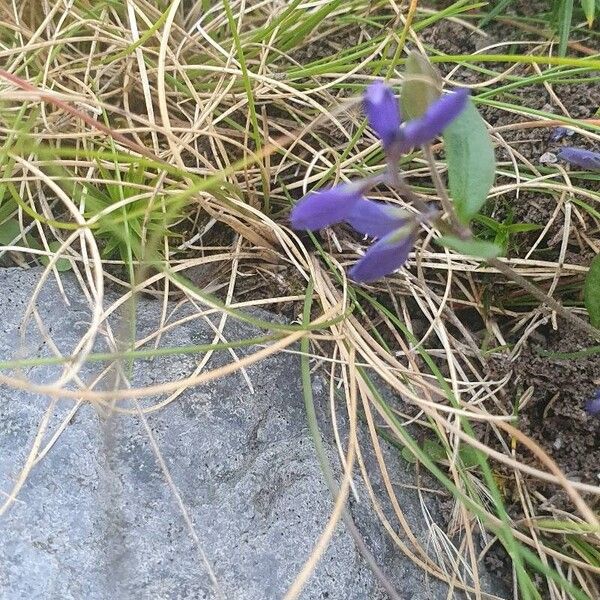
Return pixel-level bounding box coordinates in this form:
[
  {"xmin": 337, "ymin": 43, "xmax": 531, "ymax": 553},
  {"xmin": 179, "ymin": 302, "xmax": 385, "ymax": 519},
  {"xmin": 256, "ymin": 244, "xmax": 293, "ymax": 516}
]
[
  {"xmin": 290, "ymin": 182, "xmax": 365, "ymax": 230},
  {"xmin": 364, "ymin": 81, "xmax": 402, "ymax": 148},
  {"xmin": 585, "ymin": 390, "xmax": 600, "ymax": 417},
  {"xmin": 363, "ymin": 83, "xmax": 469, "ymax": 156},
  {"xmin": 290, "ymin": 182, "xmax": 414, "ymax": 282},
  {"xmin": 395, "ymin": 88, "xmax": 470, "ymax": 153},
  {"xmin": 291, "ymin": 183, "xmax": 409, "ymax": 237},
  {"xmin": 557, "ymin": 147, "xmax": 600, "ymax": 172},
  {"xmin": 349, "ymin": 227, "xmax": 414, "ymax": 282},
  {"xmin": 289, "ymin": 80, "xmax": 471, "ymax": 283},
  {"xmin": 345, "ymin": 200, "xmax": 408, "ymax": 238}
]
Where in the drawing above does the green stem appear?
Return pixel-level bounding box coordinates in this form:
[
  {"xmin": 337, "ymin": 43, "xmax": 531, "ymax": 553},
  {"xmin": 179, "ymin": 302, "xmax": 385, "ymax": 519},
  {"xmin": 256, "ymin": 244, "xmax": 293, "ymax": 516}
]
[
  {"xmin": 488, "ymin": 257, "xmax": 600, "ymax": 342},
  {"xmin": 422, "ymin": 144, "xmax": 469, "ymax": 237},
  {"xmin": 300, "ymin": 281, "xmax": 401, "ymax": 600}
]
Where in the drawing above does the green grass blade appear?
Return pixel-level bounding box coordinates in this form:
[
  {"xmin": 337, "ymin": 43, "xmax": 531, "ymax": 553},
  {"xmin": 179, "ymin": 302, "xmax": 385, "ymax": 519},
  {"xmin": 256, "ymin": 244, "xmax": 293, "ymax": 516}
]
[
  {"xmin": 478, "ymin": 0, "xmax": 516, "ymax": 28},
  {"xmin": 222, "ymin": 0, "xmax": 268, "ymax": 210},
  {"xmin": 581, "ymin": 0, "xmax": 596, "ymax": 26},
  {"xmin": 584, "ymin": 253, "xmax": 600, "ymax": 328},
  {"xmin": 558, "ymin": 0, "xmax": 575, "ymax": 56},
  {"xmin": 0, "ymin": 334, "xmax": 282, "ymax": 371}
]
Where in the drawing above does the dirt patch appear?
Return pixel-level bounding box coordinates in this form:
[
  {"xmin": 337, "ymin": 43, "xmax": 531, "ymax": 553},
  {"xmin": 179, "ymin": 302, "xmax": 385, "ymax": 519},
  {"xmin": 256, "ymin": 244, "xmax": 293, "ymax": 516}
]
[
  {"xmin": 490, "ymin": 324, "xmax": 600, "ymax": 492},
  {"xmin": 483, "ymin": 324, "xmax": 600, "ymax": 595},
  {"xmin": 512, "ymin": 329, "xmax": 599, "ymax": 485}
]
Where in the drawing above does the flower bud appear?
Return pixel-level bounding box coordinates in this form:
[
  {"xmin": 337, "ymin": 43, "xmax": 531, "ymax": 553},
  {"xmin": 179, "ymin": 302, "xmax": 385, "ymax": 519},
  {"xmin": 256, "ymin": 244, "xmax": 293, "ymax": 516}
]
[
  {"xmin": 557, "ymin": 147, "xmax": 600, "ymax": 172},
  {"xmin": 363, "ymin": 81, "xmax": 402, "ymax": 148}
]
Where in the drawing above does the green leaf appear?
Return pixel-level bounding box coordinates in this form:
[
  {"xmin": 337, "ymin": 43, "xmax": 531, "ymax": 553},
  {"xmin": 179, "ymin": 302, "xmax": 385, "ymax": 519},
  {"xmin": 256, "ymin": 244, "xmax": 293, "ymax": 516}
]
[
  {"xmin": 280, "ymin": 0, "xmax": 344, "ymax": 52},
  {"xmin": 584, "ymin": 253, "xmax": 600, "ymax": 328},
  {"xmin": 581, "ymin": 0, "xmax": 596, "ymax": 26},
  {"xmin": 557, "ymin": 0, "xmax": 574, "ymax": 57},
  {"xmin": 40, "ymin": 241, "xmax": 72, "ymax": 272},
  {"xmin": 459, "ymin": 446, "xmax": 483, "ymax": 468},
  {"xmin": 494, "ymin": 230, "xmax": 509, "ymax": 253},
  {"xmin": 423, "ymin": 439, "xmax": 446, "ymax": 462},
  {"xmin": 505, "ymin": 223, "xmax": 543, "ymax": 233},
  {"xmin": 567, "ymin": 534, "xmax": 600, "ymax": 567},
  {"xmin": 0, "ymin": 219, "xmax": 23, "ymax": 245},
  {"xmin": 444, "ymin": 100, "xmax": 496, "ymax": 224},
  {"xmin": 400, "ymin": 53, "xmax": 442, "ymax": 121},
  {"xmin": 535, "ymin": 519, "xmax": 600, "ymax": 534},
  {"xmin": 437, "ymin": 235, "xmax": 502, "ymax": 259},
  {"xmin": 474, "ymin": 214, "xmax": 501, "ymax": 232}
]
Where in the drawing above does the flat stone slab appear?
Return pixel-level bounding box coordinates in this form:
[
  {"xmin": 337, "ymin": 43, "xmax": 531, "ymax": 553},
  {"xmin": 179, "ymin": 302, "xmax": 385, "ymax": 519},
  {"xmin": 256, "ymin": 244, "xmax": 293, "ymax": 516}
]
[{"xmin": 0, "ymin": 267, "xmax": 450, "ymax": 599}]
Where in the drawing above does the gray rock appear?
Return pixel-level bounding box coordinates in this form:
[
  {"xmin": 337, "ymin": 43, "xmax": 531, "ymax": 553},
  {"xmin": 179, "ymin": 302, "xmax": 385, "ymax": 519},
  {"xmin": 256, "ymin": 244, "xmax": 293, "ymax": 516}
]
[{"xmin": 0, "ymin": 267, "xmax": 455, "ymax": 599}]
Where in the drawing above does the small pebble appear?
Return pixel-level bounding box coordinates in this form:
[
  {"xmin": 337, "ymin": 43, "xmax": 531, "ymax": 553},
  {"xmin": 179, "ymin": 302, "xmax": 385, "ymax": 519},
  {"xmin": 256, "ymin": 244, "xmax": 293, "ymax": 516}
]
[{"xmin": 539, "ymin": 151, "xmax": 558, "ymax": 165}]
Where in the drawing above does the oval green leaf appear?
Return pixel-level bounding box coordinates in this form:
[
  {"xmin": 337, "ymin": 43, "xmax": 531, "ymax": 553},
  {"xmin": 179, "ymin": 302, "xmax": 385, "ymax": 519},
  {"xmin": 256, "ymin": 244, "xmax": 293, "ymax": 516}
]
[
  {"xmin": 584, "ymin": 253, "xmax": 600, "ymax": 328},
  {"xmin": 437, "ymin": 235, "xmax": 502, "ymax": 259},
  {"xmin": 400, "ymin": 52, "xmax": 442, "ymax": 121},
  {"xmin": 423, "ymin": 439, "xmax": 446, "ymax": 462},
  {"xmin": 443, "ymin": 100, "xmax": 496, "ymax": 224},
  {"xmin": 459, "ymin": 446, "xmax": 483, "ymax": 469}
]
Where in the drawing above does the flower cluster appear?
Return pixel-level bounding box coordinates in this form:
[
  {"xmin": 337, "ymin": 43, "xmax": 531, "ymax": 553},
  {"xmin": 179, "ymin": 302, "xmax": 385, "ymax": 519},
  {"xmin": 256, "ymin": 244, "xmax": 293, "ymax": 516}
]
[{"xmin": 290, "ymin": 81, "xmax": 469, "ymax": 282}]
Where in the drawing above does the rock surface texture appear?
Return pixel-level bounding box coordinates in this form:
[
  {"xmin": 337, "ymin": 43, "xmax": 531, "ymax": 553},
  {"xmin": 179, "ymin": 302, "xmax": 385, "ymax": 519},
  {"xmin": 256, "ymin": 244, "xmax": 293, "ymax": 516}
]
[{"xmin": 0, "ymin": 267, "xmax": 454, "ymax": 599}]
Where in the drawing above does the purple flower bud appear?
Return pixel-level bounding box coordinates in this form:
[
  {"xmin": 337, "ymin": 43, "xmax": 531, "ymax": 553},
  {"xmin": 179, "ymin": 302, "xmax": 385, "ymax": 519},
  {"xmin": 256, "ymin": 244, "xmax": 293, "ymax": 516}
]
[
  {"xmin": 349, "ymin": 226, "xmax": 414, "ymax": 282},
  {"xmin": 548, "ymin": 127, "xmax": 574, "ymax": 143},
  {"xmin": 363, "ymin": 81, "xmax": 402, "ymax": 148},
  {"xmin": 395, "ymin": 88, "xmax": 470, "ymax": 152},
  {"xmin": 345, "ymin": 200, "xmax": 409, "ymax": 238},
  {"xmin": 290, "ymin": 182, "xmax": 365, "ymax": 231},
  {"xmin": 557, "ymin": 147, "xmax": 600, "ymax": 172},
  {"xmin": 585, "ymin": 390, "xmax": 600, "ymax": 417}
]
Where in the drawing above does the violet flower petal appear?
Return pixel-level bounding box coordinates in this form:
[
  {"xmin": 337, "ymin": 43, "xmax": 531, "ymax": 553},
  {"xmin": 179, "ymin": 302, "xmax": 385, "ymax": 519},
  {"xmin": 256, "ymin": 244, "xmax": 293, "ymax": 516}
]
[
  {"xmin": 557, "ymin": 147, "xmax": 600, "ymax": 172},
  {"xmin": 349, "ymin": 227, "xmax": 414, "ymax": 282},
  {"xmin": 585, "ymin": 390, "xmax": 600, "ymax": 417},
  {"xmin": 290, "ymin": 183, "xmax": 364, "ymax": 230},
  {"xmin": 345, "ymin": 200, "xmax": 409, "ymax": 238},
  {"xmin": 363, "ymin": 81, "xmax": 402, "ymax": 148},
  {"xmin": 396, "ymin": 88, "xmax": 470, "ymax": 152}
]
